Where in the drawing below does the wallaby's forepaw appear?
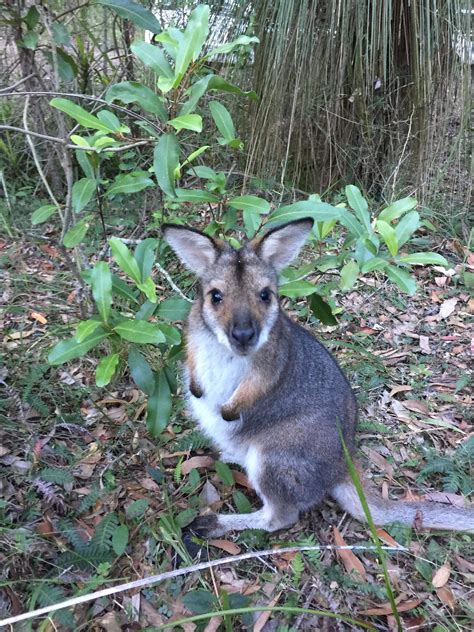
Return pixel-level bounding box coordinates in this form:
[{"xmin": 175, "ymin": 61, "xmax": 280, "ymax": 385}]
[
  {"xmin": 189, "ymin": 513, "xmax": 221, "ymax": 538},
  {"xmin": 189, "ymin": 380, "xmax": 203, "ymax": 398},
  {"xmin": 220, "ymin": 404, "xmax": 240, "ymax": 422}
]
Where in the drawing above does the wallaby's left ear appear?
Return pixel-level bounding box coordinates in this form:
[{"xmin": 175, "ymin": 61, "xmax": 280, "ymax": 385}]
[{"xmin": 254, "ymin": 218, "xmax": 314, "ymax": 271}]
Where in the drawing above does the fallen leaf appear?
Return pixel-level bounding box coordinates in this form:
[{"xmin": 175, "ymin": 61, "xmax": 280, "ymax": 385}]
[
  {"xmin": 389, "ymin": 384, "xmax": 413, "ymax": 397},
  {"xmin": 30, "ymin": 311, "xmax": 47, "ymax": 324},
  {"xmin": 208, "ymin": 539, "xmax": 241, "ymax": 555},
  {"xmin": 333, "ymin": 527, "xmax": 367, "ymax": 579},
  {"xmin": 253, "ymin": 591, "xmax": 282, "ymax": 632},
  {"xmin": 453, "ymin": 553, "xmax": 474, "ymax": 573},
  {"xmin": 199, "ymin": 480, "xmax": 220, "ymax": 508},
  {"xmin": 359, "ymin": 598, "xmax": 422, "ymax": 616},
  {"xmin": 436, "ymin": 586, "xmax": 455, "ymax": 609},
  {"xmin": 140, "ymin": 477, "xmax": 160, "ymax": 492},
  {"xmin": 402, "ymin": 399, "xmax": 430, "ymax": 415},
  {"xmin": 424, "ymin": 491, "xmax": 467, "ymax": 507},
  {"xmin": 203, "ymin": 617, "xmax": 223, "ymax": 632},
  {"xmin": 375, "ymin": 529, "xmax": 403, "ymax": 548},
  {"xmin": 419, "ymin": 336, "xmax": 431, "ymax": 354},
  {"xmin": 432, "ymin": 563, "xmax": 451, "ymax": 588},
  {"xmin": 438, "ymin": 297, "xmax": 458, "ymax": 319},
  {"xmin": 181, "ymin": 455, "xmax": 215, "ymax": 475},
  {"xmin": 363, "ymin": 448, "xmax": 394, "ymax": 478},
  {"xmin": 37, "ymin": 518, "xmax": 54, "ymax": 537},
  {"xmin": 231, "ymin": 469, "xmax": 254, "ymax": 490}
]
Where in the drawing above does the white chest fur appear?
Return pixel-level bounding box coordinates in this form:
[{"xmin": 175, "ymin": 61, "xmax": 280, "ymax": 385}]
[{"xmin": 186, "ymin": 329, "xmax": 250, "ymax": 465}]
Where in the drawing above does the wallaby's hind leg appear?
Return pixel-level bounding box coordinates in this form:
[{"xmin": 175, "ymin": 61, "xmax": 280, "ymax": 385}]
[{"xmin": 190, "ymin": 498, "xmax": 299, "ymax": 538}]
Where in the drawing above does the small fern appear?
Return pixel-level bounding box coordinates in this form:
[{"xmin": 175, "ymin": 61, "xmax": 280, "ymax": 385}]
[
  {"xmin": 417, "ymin": 437, "xmax": 473, "ymax": 495},
  {"xmin": 174, "ymin": 457, "xmax": 183, "ymax": 484},
  {"xmin": 35, "ymin": 583, "xmax": 74, "ymax": 629},
  {"xmin": 38, "ymin": 467, "xmax": 75, "ymax": 488},
  {"xmin": 78, "ymin": 485, "xmax": 102, "ymax": 514},
  {"xmin": 292, "ymin": 552, "xmax": 305, "ymax": 586},
  {"xmin": 90, "ymin": 513, "xmax": 119, "ymax": 550},
  {"xmin": 174, "ymin": 429, "xmax": 211, "ymax": 452}
]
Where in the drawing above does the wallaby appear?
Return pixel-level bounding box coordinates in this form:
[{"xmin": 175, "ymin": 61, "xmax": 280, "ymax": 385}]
[{"xmin": 163, "ymin": 219, "xmax": 474, "ymax": 537}]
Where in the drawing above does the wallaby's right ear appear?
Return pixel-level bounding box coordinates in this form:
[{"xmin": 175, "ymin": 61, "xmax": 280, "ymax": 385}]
[{"xmin": 162, "ymin": 224, "xmax": 219, "ymax": 276}]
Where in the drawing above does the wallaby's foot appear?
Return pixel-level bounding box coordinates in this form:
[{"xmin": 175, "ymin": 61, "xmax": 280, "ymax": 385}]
[
  {"xmin": 220, "ymin": 404, "xmax": 240, "ymax": 422},
  {"xmin": 189, "ymin": 505, "xmax": 299, "ymax": 538}
]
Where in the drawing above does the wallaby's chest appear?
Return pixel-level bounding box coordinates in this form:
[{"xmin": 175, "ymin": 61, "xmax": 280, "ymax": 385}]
[{"xmin": 186, "ymin": 331, "xmax": 250, "ymax": 463}]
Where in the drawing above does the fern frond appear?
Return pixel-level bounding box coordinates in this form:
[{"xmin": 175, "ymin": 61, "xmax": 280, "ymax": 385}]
[
  {"xmin": 38, "ymin": 468, "xmax": 74, "ymax": 487},
  {"xmin": 90, "ymin": 513, "xmax": 119, "ymax": 551}
]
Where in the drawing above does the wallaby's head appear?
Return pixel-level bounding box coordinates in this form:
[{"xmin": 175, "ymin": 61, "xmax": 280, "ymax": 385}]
[{"xmin": 163, "ymin": 219, "xmax": 314, "ymax": 355}]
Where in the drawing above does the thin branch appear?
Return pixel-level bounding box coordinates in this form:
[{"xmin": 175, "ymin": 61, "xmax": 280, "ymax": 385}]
[
  {"xmin": 155, "ymin": 261, "xmax": 193, "ymax": 303},
  {"xmin": 0, "ymin": 74, "xmax": 35, "ymax": 93},
  {"xmin": 0, "ymin": 125, "xmax": 66, "ymax": 144},
  {"xmin": 0, "ymin": 543, "xmax": 407, "ymax": 627}
]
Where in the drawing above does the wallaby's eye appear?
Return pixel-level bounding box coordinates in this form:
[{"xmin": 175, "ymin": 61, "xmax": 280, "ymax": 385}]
[
  {"xmin": 260, "ymin": 288, "xmax": 271, "ymax": 303},
  {"xmin": 210, "ymin": 289, "xmax": 223, "ymax": 304}
]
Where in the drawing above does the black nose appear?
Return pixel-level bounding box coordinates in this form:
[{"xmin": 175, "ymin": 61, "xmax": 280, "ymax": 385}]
[{"xmin": 231, "ymin": 324, "xmax": 255, "ymax": 346}]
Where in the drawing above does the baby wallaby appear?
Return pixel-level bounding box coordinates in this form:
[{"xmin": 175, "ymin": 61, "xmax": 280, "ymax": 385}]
[{"xmin": 163, "ymin": 219, "xmax": 474, "ymax": 537}]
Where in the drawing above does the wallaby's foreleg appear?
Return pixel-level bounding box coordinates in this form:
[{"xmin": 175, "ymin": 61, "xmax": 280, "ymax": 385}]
[
  {"xmin": 186, "ymin": 343, "xmax": 203, "ymax": 398},
  {"xmin": 221, "ymin": 376, "xmax": 268, "ymax": 421},
  {"xmin": 190, "ymin": 501, "xmax": 299, "ymax": 538}
]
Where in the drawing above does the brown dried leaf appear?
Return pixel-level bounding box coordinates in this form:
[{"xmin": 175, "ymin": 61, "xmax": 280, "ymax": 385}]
[
  {"xmin": 402, "ymin": 399, "xmax": 430, "ymax": 415},
  {"xmin": 231, "ymin": 469, "xmax": 254, "ymax": 489},
  {"xmin": 419, "ymin": 336, "xmax": 431, "ymax": 354},
  {"xmin": 208, "ymin": 539, "xmax": 241, "ymax": 555},
  {"xmin": 363, "ymin": 448, "xmax": 394, "ymax": 478},
  {"xmin": 203, "ymin": 617, "xmax": 223, "ymax": 632},
  {"xmin": 359, "ymin": 598, "xmax": 422, "ymax": 616},
  {"xmin": 333, "ymin": 527, "xmax": 367, "ymax": 579},
  {"xmin": 181, "ymin": 455, "xmax": 214, "ymax": 475},
  {"xmin": 432, "ymin": 563, "xmax": 451, "ymax": 588},
  {"xmin": 436, "ymin": 586, "xmax": 455, "ymax": 610},
  {"xmin": 389, "ymin": 384, "xmax": 413, "ymax": 397},
  {"xmin": 253, "ymin": 591, "xmax": 282, "ymax": 632},
  {"xmin": 375, "ymin": 529, "xmax": 403, "ymax": 548},
  {"xmin": 31, "ymin": 311, "xmax": 47, "ymax": 324}
]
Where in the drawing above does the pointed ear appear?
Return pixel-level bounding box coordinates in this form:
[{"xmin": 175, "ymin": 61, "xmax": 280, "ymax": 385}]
[
  {"xmin": 162, "ymin": 224, "xmax": 219, "ymax": 276},
  {"xmin": 255, "ymin": 218, "xmax": 314, "ymax": 271}
]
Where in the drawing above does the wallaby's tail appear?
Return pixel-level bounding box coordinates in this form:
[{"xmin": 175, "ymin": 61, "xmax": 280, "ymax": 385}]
[{"xmin": 331, "ymin": 479, "xmax": 474, "ymax": 532}]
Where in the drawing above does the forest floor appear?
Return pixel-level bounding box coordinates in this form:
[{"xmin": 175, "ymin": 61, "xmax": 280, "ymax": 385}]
[{"xmin": 0, "ymin": 233, "xmax": 473, "ymax": 631}]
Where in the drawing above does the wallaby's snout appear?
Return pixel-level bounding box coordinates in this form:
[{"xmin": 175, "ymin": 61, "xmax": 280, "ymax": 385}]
[{"xmin": 230, "ymin": 313, "xmax": 258, "ymax": 352}]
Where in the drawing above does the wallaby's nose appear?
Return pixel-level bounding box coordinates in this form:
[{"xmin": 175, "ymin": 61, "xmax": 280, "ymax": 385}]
[{"xmin": 231, "ymin": 323, "xmax": 255, "ymax": 346}]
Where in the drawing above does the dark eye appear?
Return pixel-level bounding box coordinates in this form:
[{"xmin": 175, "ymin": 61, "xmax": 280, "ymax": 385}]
[
  {"xmin": 260, "ymin": 288, "xmax": 271, "ymax": 303},
  {"xmin": 211, "ymin": 289, "xmax": 223, "ymax": 304}
]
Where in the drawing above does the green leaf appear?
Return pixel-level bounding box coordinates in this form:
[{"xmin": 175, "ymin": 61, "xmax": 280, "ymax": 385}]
[
  {"xmin": 96, "ymin": 353, "xmax": 120, "ymax": 387},
  {"xmin": 339, "ymin": 260, "xmax": 359, "ymax": 291},
  {"xmin": 168, "ymin": 114, "xmax": 202, "ymax": 133},
  {"xmin": 395, "ymin": 211, "xmax": 420, "ymax": 247},
  {"xmin": 176, "ymin": 508, "xmax": 197, "ymax": 528},
  {"xmin": 136, "ymin": 300, "xmax": 158, "ymax": 321},
  {"xmin": 90, "ymin": 262, "xmax": 112, "ymax": 323},
  {"xmin": 173, "ymin": 5, "xmax": 210, "ymax": 86},
  {"xmin": 44, "ymin": 49, "xmax": 77, "ymax": 82},
  {"xmin": 134, "ymin": 238, "xmax": 157, "ymax": 282},
  {"xmin": 179, "ymin": 74, "xmax": 214, "ymax": 116},
  {"xmin": 360, "ymin": 257, "xmax": 389, "ymax": 273},
  {"xmin": 205, "ymin": 75, "xmax": 258, "ymax": 101},
  {"xmin": 63, "ymin": 219, "xmax": 90, "ymax": 248},
  {"xmin": 75, "ymin": 319, "xmax": 102, "ymax": 342},
  {"xmin": 111, "ymin": 275, "xmax": 140, "ymax": 304},
  {"xmin": 31, "ymin": 204, "xmax": 57, "ymax": 225},
  {"xmin": 309, "ymin": 294, "xmax": 337, "ymax": 326},
  {"xmin": 72, "ymin": 178, "xmax": 96, "ymax": 213},
  {"xmin": 385, "ymin": 265, "xmax": 417, "ymax": 295},
  {"xmin": 186, "ymin": 165, "xmax": 217, "ymax": 179},
  {"xmin": 48, "ymin": 328, "xmax": 108, "ymax": 365},
  {"xmin": 397, "ymin": 252, "xmax": 448, "ymax": 267},
  {"xmin": 50, "ymin": 98, "xmax": 116, "ymax": 133},
  {"xmin": 175, "ymin": 188, "xmax": 219, "ymax": 203},
  {"xmin": 97, "ymin": 0, "xmax": 161, "ymax": 33},
  {"xmin": 107, "ymin": 174, "xmax": 154, "ymax": 197},
  {"xmin": 20, "ymin": 32, "xmax": 38, "ymax": 50},
  {"xmin": 114, "ymin": 319, "xmax": 166, "ymax": 345},
  {"xmin": 215, "ymin": 460, "xmax": 234, "ymax": 486},
  {"xmin": 106, "ymin": 81, "xmax": 167, "ymax": 120},
  {"xmin": 24, "ymin": 7, "xmax": 40, "ymax": 30},
  {"xmin": 109, "ymin": 237, "xmax": 141, "ymax": 283},
  {"xmin": 112, "ymin": 524, "xmax": 129, "ymax": 556},
  {"xmin": 207, "ymin": 35, "xmax": 260, "ymax": 58},
  {"xmin": 130, "ymin": 41, "xmax": 173, "ymax": 77},
  {"xmin": 76, "ymin": 149, "xmax": 95, "ymax": 179},
  {"xmin": 137, "ymin": 277, "xmax": 157, "ymax": 303},
  {"xmin": 209, "ymin": 101, "xmax": 235, "ymax": 141},
  {"xmin": 376, "ymin": 220, "xmax": 398, "ymax": 256},
  {"xmin": 97, "ymin": 110, "xmax": 124, "ymax": 132},
  {"xmin": 227, "ymin": 195, "xmax": 270, "ymax": 214},
  {"xmin": 338, "ymin": 209, "xmax": 366, "ymax": 238},
  {"xmin": 266, "ymin": 200, "xmax": 339, "ymax": 226},
  {"xmin": 147, "ymin": 370, "xmax": 172, "ymax": 436},
  {"xmin": 156, "ymin": 324, "xmax": 181, "ymax": 346},
  {"xmin": 233, "ymin": 490, "xmax": 253, "ymax": 514},
  {"xmin": 279, "ymin": 280, "xmax": 318, "ymax": 298},
  {"xmin": 52, "ymin": 22, "xmax": 71, "ymax": 46},
  {"xmin": 128, "ymin": 347, "xmax": 155, "ymax": 396},
  {"xmin": 154, "ymin": 132, "xmax": 179, "ymax": 198},
  {"xmin": 156, "ymin": 296, "xmax": 191, "ymax": 321},
  {"xmin": 345, "ymin": 185, "xmax": 371, "ymax": 233},
  {"xmin": 243, "ymin": 209, "xmax": 261, "ymax": 238},
  {"xmin": 182, "ymin": 590, "xmax": 216, "ymax": 615},
  {"xmin": 378, "ymin": 197, "xmax": 417, "ymax": 223},
  {"xmin": 126, "ymin": 498, "xmax": 150, "ymax": 518}
]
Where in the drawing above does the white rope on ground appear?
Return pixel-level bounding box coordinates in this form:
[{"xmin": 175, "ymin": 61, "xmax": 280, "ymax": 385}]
[{"xmin": 0, "ymin": 543, "xmax": 407, "ymax": 627}]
